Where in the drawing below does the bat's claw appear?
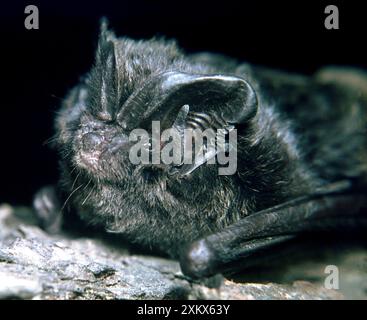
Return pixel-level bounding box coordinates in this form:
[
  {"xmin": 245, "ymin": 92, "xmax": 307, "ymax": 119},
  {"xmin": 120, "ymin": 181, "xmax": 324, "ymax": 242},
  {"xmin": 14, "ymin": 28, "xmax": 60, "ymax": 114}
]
[{"xmin": 179, "ymin": 239, "xmax": 219, "ymax": 279}]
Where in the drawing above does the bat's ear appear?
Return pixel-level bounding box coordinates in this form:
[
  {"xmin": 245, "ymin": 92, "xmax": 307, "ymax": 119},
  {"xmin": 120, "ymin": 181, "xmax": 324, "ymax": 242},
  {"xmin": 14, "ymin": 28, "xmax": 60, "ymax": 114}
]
[
  {"xmin": 87, "ymin": 19, "xmax": 118, "ymax": 121},
  {"xmin": 117, "ymin": 71, "xmax": 258, "ymax": 130}
]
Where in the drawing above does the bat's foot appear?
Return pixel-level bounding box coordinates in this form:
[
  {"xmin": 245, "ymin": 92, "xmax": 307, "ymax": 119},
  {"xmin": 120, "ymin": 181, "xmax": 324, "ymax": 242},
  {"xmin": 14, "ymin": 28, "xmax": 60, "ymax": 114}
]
[{"xmin": 33, "ymin": 185, "xmax": 62, "ymax": 234}]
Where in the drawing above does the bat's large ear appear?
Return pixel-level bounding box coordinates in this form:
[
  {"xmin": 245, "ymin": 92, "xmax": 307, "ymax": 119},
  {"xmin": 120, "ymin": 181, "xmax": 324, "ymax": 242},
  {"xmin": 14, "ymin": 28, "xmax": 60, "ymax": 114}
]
[
  {"xmin": 116, "ymin": 71, "xmax": 258, "ymax": 130},
  {"xmin": 87, "ymin": 19, "xmax": 118, "ymax": 121}
]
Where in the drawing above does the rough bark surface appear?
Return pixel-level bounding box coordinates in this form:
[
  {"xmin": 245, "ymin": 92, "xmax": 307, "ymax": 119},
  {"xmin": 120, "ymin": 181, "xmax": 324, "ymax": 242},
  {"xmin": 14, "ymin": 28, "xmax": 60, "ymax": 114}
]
[{"xmin": 1, "ymin": 204, "xmax": 365, "ymax": 300}]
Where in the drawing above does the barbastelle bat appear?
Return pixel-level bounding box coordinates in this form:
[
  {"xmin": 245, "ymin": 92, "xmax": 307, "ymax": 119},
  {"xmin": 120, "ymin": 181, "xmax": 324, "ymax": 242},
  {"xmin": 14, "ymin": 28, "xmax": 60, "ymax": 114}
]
[{"xmin": 34, "ymin": 22, "xmax": 367, "ymax": 279}]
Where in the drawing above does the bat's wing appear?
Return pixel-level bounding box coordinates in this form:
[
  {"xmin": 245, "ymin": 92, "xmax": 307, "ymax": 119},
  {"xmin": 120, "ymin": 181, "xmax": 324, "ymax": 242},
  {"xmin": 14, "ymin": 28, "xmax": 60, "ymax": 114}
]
[{"xmin": 180, "ymin": 180, "xmax": 367, "ymax": 278}]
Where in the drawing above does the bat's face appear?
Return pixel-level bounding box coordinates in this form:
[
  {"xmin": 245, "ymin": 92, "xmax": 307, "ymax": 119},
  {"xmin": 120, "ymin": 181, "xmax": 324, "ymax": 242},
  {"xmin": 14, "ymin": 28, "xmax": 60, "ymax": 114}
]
[{"xmin": 54, "ymin": 25, "xmax": 260, "ymax": 256}]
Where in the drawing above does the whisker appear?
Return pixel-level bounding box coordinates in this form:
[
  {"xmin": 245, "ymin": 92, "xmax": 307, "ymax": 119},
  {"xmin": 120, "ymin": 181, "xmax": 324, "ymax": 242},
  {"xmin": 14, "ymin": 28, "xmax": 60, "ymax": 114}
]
[
  {"xmin": 71, "ymin": 171, "xmax": 81, "ymax": 190},
  {"xmin": 43, "ymin": 134, "xmax": 60, "ymax": 146},
  {"xmin": 69, "ymin": 166, "xmax": 77, "ymax": 176},
  {"xmin": 83, "ymin": 178, "xmax": 92, "ymax": 190},
  {"xmin": 61, "ymin": 150, "xmax": 73, "ymax": 160},
  {"xmin": 50, "ymin": 94, "xmax": 64, "ymax": 101},
  {"xmin": 61, "ymin": 183, "xmax": 84, "ymax": 213},
  {"xmin": 82, "ymin": 183, "xmax": 95, "ymax": 206}
]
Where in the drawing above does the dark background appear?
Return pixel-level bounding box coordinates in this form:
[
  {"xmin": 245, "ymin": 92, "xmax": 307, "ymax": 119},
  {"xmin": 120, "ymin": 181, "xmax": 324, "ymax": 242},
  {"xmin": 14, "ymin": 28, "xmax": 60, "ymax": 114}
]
[{"xmin": 0, "ymin": 0, "xmax": 365, "ymax": 205}]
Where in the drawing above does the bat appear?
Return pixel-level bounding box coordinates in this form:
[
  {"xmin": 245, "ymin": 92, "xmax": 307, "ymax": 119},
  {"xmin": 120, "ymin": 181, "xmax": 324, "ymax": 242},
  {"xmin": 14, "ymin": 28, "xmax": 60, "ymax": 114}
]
[{"xmin": 33, "ymin": 21, "xmax": 367, "ymax": 279}]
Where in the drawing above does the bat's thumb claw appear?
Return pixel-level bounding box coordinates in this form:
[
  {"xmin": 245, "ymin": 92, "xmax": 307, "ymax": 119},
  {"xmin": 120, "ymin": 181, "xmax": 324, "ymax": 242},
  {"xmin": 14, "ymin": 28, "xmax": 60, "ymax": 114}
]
[{"xmin": 179, "ymin": 239, "xmax": 218, "ymax": 279}]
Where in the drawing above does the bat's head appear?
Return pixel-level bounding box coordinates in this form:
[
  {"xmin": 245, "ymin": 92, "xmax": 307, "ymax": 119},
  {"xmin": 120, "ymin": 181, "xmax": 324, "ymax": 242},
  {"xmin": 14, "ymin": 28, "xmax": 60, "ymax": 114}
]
[{"xmin": 55, "ymin": 22, "xmax": 259, "ymax": 255}]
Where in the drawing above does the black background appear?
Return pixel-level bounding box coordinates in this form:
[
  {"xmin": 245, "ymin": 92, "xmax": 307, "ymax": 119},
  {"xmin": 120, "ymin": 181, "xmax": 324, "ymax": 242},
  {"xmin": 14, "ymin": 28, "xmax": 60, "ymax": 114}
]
[{"xmin": 0, "ymin": 0, "xmax": 365, "ymax": 205}]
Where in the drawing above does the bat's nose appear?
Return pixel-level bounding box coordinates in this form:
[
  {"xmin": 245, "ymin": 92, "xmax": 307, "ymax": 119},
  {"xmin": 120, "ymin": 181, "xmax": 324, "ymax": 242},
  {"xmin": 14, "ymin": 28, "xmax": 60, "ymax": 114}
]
[{"xmin": 82, "ymin": 132, "xmax": 103, "ymax": 151}]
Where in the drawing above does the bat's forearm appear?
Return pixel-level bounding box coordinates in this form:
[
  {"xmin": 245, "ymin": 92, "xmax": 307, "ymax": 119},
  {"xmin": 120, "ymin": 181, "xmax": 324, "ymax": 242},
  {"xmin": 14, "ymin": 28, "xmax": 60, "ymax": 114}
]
[{"xmin": 180, "ymin": 185, "xmax": 367, "ymax": 278}]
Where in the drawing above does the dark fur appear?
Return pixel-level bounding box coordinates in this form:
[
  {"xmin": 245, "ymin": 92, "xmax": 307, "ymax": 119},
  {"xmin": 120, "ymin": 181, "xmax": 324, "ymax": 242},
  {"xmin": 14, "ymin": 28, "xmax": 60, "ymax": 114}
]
[{"xmin": 48, "ymin": 25, "xmax": 367, "ymax": 260}]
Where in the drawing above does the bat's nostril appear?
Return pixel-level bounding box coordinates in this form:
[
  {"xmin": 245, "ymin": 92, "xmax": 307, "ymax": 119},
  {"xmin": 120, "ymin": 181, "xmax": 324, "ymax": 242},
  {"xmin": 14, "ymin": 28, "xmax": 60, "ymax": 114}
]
[{"xmin": 82, "ymin": 132, "xmax": 103, "ymax": 150}]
